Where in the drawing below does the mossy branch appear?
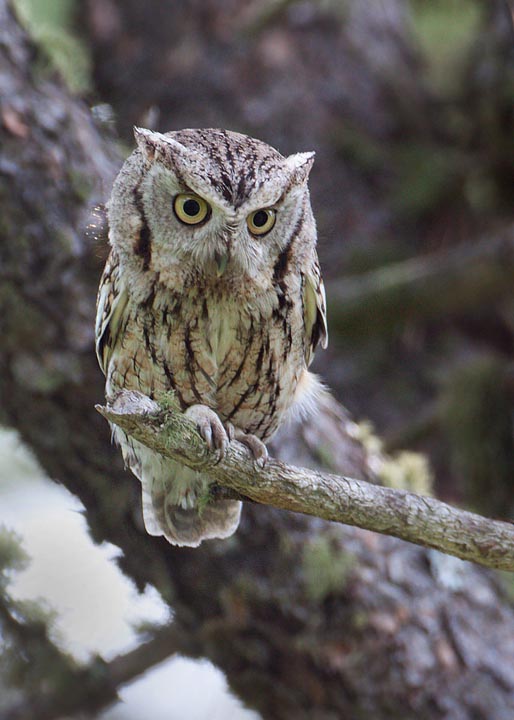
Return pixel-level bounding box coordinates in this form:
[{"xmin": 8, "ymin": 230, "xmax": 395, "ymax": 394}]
[{"xmin": 97, "ymin": 391, "xmax": 514, "ymax": 572}]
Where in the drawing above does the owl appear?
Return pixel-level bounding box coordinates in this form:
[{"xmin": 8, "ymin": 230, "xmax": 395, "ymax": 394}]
[{"xmin": 95, "ymin": 127, "xmax": 328, "ymax": 547}]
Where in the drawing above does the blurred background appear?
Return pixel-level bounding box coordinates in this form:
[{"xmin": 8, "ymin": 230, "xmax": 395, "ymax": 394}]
[
  {"xmin": 1, "ymin": 0, "xmax": 513, "ymax": 717},
  {"xmin": 78, "ymin": 0, "xmax": 514, "ymax": 514},
  {"xmin": 10, "ymin": 0, "xmax": 514, "ymax": 512}
]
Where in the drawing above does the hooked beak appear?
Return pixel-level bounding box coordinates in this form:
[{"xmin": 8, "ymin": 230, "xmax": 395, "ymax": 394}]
[{"xmin": 214, "ymin": 249, "xmax": 229, "ymax": 277}]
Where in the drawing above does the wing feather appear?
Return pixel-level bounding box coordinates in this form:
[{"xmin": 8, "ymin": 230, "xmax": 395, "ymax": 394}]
[
  {"xmin": 303, "ymin": 257, "xmax": 328, "ymax": 367},
  {"xmin": 95, "ymin": 249, "xmax": 129, "ymax": 375}
]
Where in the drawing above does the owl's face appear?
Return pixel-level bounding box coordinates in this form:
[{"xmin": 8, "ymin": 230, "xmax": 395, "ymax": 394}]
[{"xmin": 110, "ymin": 128, "xmax": 316, "ymax": 285}]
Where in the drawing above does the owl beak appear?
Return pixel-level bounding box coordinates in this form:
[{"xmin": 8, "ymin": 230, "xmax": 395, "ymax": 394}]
[{"xmin": 214, "ymin": 250, "xmax": 229, "ymax": 277}]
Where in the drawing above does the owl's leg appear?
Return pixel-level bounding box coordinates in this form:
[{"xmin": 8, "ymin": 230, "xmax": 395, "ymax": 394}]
[
  {"xmin": 226, "ymin": 424, "xmax": 268, "ymax": 468},
  {"xmin": 185, "ymin": 404, "xmax": 229, "ymax": 458}
]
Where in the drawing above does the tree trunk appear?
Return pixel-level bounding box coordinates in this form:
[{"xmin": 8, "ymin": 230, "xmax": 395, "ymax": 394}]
[{"xmin": 1, "ymin": 3, "xmax": 513, "ymax": 718}]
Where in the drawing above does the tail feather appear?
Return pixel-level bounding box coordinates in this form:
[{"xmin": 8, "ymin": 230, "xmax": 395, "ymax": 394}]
[
  {"xmin": 116, "ymin": 431, "xmax": 241, "ymax": 547},
  {"xmin": 142, "ymin": 480, "xmax": 241, "ymax": 546},
  {"xmin": 149, "ymin": 472, "xmax": 241, "ymax": 546},
  {"xmin": 160, "ymin": 499, "xmax": 242, "ymax": 547},
  {"xmin": 141, "ymin": 483, "xmax": 164, "ymax": 536},
  {"xmin": 145, "ymin": 474, "xmax": 240, "ymax": 546}
]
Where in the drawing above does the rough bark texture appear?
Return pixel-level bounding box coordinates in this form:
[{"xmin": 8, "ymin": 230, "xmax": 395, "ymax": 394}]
[{"xmin": 1, "ymin": 3, "xmax": 514, "ymax": 719}]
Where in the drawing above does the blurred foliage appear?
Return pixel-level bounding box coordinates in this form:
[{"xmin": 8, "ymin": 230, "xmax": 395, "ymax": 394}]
[
  {"xmin": 441, "ymin": 356, "xmax": 514, "ymax": 517},
  {"xmin": 0, "ymin": 527, "xmax": 72, "ymax": 700},
  {"xmin": 12, "ymin": 0, "xmax": 91, "ymax": 93},
  {"xmin": 498, "ymin": 570, "xmax": 514, "ymax": 604},
  {"xmin": 0, "ymin": 527, "xmax": 29, "ymax": 585},
  {"xmin": 410, "ymin": 0, "xmax": 484, "ymax": 95},
  {"xmin": 301, "ymin": 535, "xmax": 354, "ymax": 602},
  {"xmin": 354, "ymin": 421, "xmax": 434, "ymax": 495},
  {"xmin": 390, "ymin": 144, "xmax": 462, "ymax": 220},
  {"xmin": 379, "ymin": 450, "xmax": 433, "ymax": 496}
]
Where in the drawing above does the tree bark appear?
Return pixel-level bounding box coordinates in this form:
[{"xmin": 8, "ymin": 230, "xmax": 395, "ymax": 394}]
[{"xmin": 1, "ymin": 3, "xmax": 514, "ymax": 719}]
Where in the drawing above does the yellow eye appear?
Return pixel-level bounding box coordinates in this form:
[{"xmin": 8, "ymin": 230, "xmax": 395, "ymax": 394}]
[
  {"xmin": 173, "ymin": 194, "xmax": 210, "ymax": 225},
  {"xmin": 246, "ymin": 208, "xmax": 276, "ymax": 236}
]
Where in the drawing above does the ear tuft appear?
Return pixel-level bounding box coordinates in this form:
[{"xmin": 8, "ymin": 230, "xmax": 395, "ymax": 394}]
[
  {"xmin": 285, "ymin": 151, "xmax": 315, "ymax": 185},
  {"xmin": 134, "ymin": 126, "xmax": 160, "ymax": 160},
  {"xmin": 133, "ymin": 127, "xmax": 188, "ymax": 162}
]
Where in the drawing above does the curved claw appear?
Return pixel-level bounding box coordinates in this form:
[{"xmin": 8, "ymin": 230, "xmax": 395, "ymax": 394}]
[
  {"xmin": 232, "ymin": 428, "xmax": 268, "ymax": 469},
  {"xmin": 184, "ymin": 407, "xmax": 268, "ymax": 469},
  {"xmin": 185, "ymin": 404, "xmax": 229, "ymax": 458},
  {"xmin": 224, "ymin": 421, "xmax": 236, "ymax": 442}
]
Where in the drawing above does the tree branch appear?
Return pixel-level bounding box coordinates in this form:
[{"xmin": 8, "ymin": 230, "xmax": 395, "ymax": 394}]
[{"xmin": 97, "ymin": 391, "xmax": 514, "ymax": 572}]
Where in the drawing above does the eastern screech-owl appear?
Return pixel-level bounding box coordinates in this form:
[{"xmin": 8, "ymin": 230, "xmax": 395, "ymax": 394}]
[{"xmin": 96, "ymin": 127, "xmax": 327, "ymax": 547}]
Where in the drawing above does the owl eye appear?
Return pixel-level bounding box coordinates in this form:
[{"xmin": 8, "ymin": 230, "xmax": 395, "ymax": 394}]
[
  {"xmin": 173, "ymin": 193, "xmax": 210, "ymax": 225},
  {"xmin": 246, "ymin": 208, "xmax": 276, "ymax": 236}
]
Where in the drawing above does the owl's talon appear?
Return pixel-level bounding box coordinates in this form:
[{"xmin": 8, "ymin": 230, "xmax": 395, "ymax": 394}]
[
  {"xmin": 185, "ymin": 404, "xmax": 229, "ymax": 458},
  {"xmin": 233, "ymin": 428, "xmax": 268, "ymax": 468},
  {"xmin": 225, "ymin": 422, "xmax": 235, "ymax": 442},
  {"xmin": 255, "ymin": 454, "xmax": 267, "ymax": 469},
  {"xmin": 202, "ymin": 424, "xmax": 213, "ymax": 449}
]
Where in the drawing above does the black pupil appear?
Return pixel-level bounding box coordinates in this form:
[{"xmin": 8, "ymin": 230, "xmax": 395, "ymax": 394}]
[
  {"xmin": 183, "ymin": 198, "xmax": 200, "ymax": 216},
  {"xmin": 253, "ymin": 210, "xmax": 268, "ymax": 227}
]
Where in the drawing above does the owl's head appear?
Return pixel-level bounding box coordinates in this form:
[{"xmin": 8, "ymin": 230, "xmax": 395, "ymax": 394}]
[{"xmin": 109, "ymin": 127, "xmax": 316, "ymax": 287}]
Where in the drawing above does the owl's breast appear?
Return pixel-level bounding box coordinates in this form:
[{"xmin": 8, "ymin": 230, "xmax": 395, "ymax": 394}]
[
  {"xmin": 109, "ymin": 281, "xmax": 306, "ymax": 441},
  {"xmin": 204, "ymin": 301, "xmax": 242, "ymax": 370},
  {"xmin": 200, "ymin": 289, "xmax": 305, "ymax": 439}
]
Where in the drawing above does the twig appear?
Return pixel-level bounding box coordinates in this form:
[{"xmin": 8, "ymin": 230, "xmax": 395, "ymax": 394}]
[{"xmin": 97, "ymin": 391, "xmax": 514, "ymax": 572}]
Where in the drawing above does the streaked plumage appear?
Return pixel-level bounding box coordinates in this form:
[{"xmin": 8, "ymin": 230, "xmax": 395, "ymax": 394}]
[{"xmin": 96, "ymin": 127, "xmax": 327, "ymax": 546}]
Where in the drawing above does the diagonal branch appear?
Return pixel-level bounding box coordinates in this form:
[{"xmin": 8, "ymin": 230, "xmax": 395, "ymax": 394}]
[{"xmin": 97, "ymin": 391, "xmax": 514, "ymax": 572}]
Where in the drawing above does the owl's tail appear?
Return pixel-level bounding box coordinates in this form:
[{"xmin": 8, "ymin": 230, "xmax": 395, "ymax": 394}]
[
  {"xmin": 141, "ymin": 471, "xmax": 241, "ymax": 547},
  {"xmin": 161, "ymin": 500, "xmax": 241, "ymax": 547},
  {"xmin": 115, "ymin": 431, "xmax": 241, "ymax": 547}
]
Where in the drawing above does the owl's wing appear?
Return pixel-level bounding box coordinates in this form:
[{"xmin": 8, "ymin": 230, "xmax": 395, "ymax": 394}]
[
  {"xmin": 95, "ymin": 249, "xmax": 129, "ymax": 375},
  {"xmin": 303, "ymin": 257, "xmax": 328, "ymax": 367}
]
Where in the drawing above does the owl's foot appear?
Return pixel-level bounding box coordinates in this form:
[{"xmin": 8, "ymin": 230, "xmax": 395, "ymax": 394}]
[
  {"xmin": 185, "ymin": 404, "xmax": 229, "ymax": 459},
  {"xmin": 227, "ymin": 424, "xmax": 268, "ymax": 469},
  {"xmin": 185, "ymin": 405, "xmax": 268, "ymax": 468}
]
